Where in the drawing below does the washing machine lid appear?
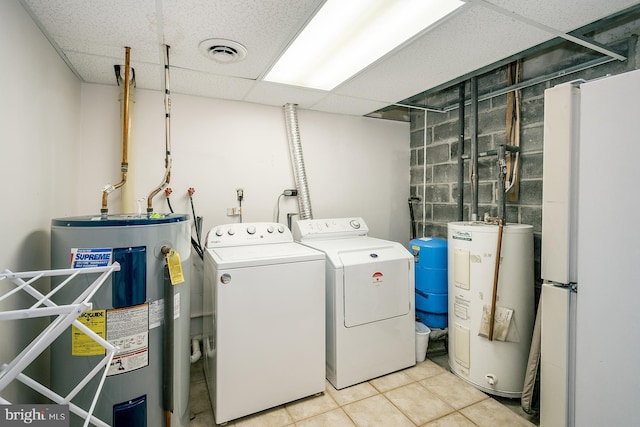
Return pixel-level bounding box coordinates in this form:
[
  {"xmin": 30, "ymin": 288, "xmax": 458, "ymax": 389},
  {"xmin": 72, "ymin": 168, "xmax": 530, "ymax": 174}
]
[
  {"xmin": 206, "ymin": 242, "xmax": 324, "ymax": 269},
  {"xmin": 340, "ymin": 248, "xmax": 412, "ymax": 327}
]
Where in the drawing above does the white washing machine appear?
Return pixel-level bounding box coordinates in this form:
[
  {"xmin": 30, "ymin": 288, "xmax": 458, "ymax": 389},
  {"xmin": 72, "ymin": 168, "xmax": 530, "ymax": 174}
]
[
  {"xmin": 203, "ymin": 222, "xmax": 325, "ymax": 424},
  {"xmin": 293, "ymin": 217, "xmax": 415, "ymax": 389}
]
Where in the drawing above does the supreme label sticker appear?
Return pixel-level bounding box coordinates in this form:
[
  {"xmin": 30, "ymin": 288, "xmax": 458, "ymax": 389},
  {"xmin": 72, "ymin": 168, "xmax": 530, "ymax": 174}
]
[{"xmin": 70, "ymin": 248, "xmax": 112, "ymax": 268}]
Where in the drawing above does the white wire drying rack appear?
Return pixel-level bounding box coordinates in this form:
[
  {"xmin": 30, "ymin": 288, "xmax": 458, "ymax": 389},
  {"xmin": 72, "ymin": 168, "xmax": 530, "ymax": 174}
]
[{"xmin": 0, "ymin": 263, "xmax": 121, "ymax": 427}]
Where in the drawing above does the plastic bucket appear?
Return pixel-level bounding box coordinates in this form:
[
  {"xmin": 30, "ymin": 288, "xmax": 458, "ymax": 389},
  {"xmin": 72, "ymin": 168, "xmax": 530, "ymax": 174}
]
[
  {"xmin": 415, "ymin": 290, "xmax": 448, "ymax": 314},
  {"xmin": 415, "ymin": 321, "xmax": 431, "ymax": 363},
  {"xmin": 416, "ymin": 310, "xmax": 447, "ymax": 329}
]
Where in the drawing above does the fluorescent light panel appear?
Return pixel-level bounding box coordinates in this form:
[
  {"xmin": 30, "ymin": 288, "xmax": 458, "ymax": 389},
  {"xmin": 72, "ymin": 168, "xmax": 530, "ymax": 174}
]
[{"xmin": 264, "ymin": 0, "xmax": 464, "ymax": 91}]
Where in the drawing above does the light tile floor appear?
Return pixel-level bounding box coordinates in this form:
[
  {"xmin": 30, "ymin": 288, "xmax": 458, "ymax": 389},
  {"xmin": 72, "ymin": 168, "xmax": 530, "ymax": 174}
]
[{"xmin": 189, "ymin": 344, "xmax": 539, "ymax": 427}]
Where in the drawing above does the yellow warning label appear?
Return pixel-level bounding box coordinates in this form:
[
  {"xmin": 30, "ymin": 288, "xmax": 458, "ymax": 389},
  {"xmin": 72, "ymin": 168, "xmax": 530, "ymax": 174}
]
[
  {"xmin": 72, "ymin": 309, "xmax": 106, "ymax": 356},
  {"xmin": 166, "ymin": 249, "xmax": 184, "ymax": 285}
]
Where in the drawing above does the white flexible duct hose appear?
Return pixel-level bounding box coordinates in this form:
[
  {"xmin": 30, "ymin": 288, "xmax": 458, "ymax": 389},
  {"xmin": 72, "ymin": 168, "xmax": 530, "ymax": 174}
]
[{"xmin": 283, "ymin": 103, "xmax": 313, "ymax": 220}]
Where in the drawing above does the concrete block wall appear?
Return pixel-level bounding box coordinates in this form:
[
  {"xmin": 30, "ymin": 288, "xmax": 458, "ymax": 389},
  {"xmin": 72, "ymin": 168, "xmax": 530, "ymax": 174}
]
[{"xmin": 410, "ymin": 17, "xmax": 640, "ymax": 288}]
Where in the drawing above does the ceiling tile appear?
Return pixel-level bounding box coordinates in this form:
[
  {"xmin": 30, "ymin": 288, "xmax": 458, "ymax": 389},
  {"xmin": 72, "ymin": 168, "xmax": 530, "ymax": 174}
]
[
  {"xmin": 473, "ymin": 0, "xmax": 640, "ymax": 32},
  {"xmin": 64, "ymin": 51, "xmax": 163, "ymax": 89},
  {"xmin": 23, "ymin": 0, "xmax": 159, "ymax": 52},
  {"xmin": 310, "ymin": 94, "xmax": 391, "ymax": 117},
  {"xmin": 243, "ymin": 81, "xmax": 329, "ymax": 109},
  {"xmin": 160, "ymin": 0, "xmax": 323, "ymax": 79},
  {"xmin": 170, "ymin": 67, "xmax": 255, "ymax": 101},
  {"xmin": 335, "ymin": 4, "xmax": 552, "ymax": 104},
  {"xmin": 19, "ymin": 0, "xmax": 640, "ymax": 116}
]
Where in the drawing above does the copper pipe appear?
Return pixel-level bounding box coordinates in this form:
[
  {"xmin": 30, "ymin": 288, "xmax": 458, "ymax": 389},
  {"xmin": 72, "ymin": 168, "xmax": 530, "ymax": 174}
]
[
  {"xmin": 122, "ymin": 49, "xmax": 131, "ymax": 168},
  {"xmin": 488, "ymin": 217, "xmax": 505, "ymax": 341},
  {"xmin": 101, "ymin": 46, "xmax": 131, "ymax": 217},
  {"xmin": 101, "ymin": 191, "xmax": 108, "ymax": 214},
  {"xmin": 113, "ymin": 46, "xmax": 131, "ymax": 189},
  {"xmin": 147, "ymin": 45, "xmax": 172, "ymax": 213}
]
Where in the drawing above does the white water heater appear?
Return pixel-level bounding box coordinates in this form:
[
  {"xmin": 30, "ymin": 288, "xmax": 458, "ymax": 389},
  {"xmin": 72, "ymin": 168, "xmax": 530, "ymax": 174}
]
[{"xmin": 447, "ymin": 222, "xmax": 534, "ymax": 398}]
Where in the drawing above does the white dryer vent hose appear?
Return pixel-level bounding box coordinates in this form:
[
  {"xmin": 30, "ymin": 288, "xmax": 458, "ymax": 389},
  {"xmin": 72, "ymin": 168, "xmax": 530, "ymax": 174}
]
[{"xmin": 284, "ymin": 103, "xmax": 313, "ymax": 220}]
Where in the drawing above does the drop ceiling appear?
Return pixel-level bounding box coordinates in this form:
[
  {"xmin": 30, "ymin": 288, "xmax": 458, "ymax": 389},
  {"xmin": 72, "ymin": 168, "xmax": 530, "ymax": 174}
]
[{"xmin": 20, "ymin": 0, "xmax": 640, "ymax": 117}]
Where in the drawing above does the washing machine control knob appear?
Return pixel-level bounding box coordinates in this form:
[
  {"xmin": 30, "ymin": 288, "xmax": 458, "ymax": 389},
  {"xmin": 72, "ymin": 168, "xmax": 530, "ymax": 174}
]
[
  {"xmin": 215, "ymin": 229, "xmax": 223, "ymax": 237},
  {"xmin": 277, "ymin": 225, "xmax": 285, "ymax": 233},
  {"xmin": 266, "ymin": 226, "xmax": 275, "ymax": 233},
  {"xmin": 247, "ymin": 226, "xmax": 256, "ymax": 235},
  {"xmin": 227, "ymin": 228, "xmax": 235, "ymax": 236},
  {"xmin": 350, "ymin": 219, "xmax": 361, "ymax": 229}
]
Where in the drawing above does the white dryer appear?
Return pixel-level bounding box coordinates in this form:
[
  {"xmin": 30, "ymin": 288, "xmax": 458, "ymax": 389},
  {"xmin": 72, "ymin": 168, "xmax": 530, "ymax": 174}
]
[
  {"xmin": 203, "ymin": 222, "xmax": 325, "ymax": 424},
  {"xmin": 293, "ymin": 217, "xmax": 415, "ymax": 389}
]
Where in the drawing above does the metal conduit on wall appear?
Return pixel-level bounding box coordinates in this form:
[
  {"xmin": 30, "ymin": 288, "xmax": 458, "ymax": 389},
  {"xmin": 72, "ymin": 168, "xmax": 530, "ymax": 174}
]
[
  {"xmin": 146, "ymin": 45, "xmax": 173, "ymax": 214},
  {"xmin": 413, "ymin": 75, "xmax": 518, "ymax": 227},
  {"xmin": 422, "ymin": 109, "xmax": 428, "ymax": 236},
  {"xmin": 470, "ymin": 77, "xmax": 479, "ymax": 221},
  {"xmin": 403, "ymin": 39, "xmax": 623, "ymax": 228},
  {"xmin": 457, "ymin": 83, "xmax": 465, "ymax": 222}
]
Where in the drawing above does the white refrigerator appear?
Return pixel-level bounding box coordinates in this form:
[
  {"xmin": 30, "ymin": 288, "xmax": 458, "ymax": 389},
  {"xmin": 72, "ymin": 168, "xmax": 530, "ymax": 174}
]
[{"xmin": 541, "ymin": 69, "xmax": 640, "ymax": 426}]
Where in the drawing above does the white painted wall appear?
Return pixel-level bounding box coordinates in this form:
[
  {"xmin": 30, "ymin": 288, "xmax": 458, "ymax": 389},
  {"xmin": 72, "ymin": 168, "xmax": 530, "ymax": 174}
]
[
  {"xmin": 77, "ymin": 85, "xmax": 410, "ymax": 242},
  {"xmin": 78, "ymin": 85, "xmax": 411, "ymax": 337},
  {"xmin": 0, "ymin": 1, "xmax": 81, "ymax": 403}
]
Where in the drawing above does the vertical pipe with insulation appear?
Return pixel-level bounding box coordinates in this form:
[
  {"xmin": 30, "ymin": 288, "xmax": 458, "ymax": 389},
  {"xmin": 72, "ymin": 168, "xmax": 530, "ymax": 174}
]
[{"xmin": 283, "ymin": 103, "xmax": 313, "ymax": 220}]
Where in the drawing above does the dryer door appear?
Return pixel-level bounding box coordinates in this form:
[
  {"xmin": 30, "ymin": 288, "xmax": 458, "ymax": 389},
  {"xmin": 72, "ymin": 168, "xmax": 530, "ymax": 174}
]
[{"xmin": 340, "ymin": 248, "xmax": 411, "ymax": 327}]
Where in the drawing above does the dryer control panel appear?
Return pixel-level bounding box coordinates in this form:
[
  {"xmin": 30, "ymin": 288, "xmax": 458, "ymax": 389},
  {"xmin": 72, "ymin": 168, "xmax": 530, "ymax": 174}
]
[
  {"xmin": 206, "ymin": 222, "xmax": 292, "ymax": 248},
  {"xmin": 293, "ymin": 217, "xmax": 369, "ymax": 241}
]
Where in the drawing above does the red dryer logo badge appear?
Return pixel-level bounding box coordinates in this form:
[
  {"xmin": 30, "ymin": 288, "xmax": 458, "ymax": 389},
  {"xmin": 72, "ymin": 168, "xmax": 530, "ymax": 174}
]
[{"xmin": 372, "ymin": 271, "xmax": 384, "ymax": 283}]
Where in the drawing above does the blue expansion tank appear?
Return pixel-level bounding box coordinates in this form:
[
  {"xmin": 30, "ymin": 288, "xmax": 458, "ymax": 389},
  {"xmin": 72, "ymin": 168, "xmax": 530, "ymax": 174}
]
[{"xmin": 409, "ymin": 237, "xmax": 448, "ymax": 329}]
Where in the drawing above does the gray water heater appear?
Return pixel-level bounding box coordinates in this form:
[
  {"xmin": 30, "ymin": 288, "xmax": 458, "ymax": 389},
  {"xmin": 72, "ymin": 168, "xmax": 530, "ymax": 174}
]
[{"xmin": 50, "ymin": 214, "xmax": 191, "ymax": 427}]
